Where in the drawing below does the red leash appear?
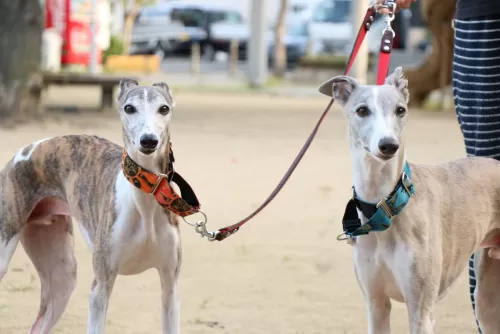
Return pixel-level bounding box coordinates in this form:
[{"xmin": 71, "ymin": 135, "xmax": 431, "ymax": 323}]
[{"xmin": 184, "ymin": 3, "xmax": 396, "ymax": 242}]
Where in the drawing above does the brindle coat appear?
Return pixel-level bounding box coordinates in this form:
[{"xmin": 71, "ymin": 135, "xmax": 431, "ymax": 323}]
[{"xmin": 0, "ymin": 80, "xmax": 181, "ymax": 334}]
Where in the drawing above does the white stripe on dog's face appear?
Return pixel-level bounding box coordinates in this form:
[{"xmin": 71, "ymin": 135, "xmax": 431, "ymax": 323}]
[{"xmin": 369, "ymin": 87, "xmax": 399, "ymax": 155}]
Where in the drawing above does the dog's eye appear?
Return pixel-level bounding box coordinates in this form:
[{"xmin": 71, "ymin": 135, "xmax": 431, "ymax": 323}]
[
  {"xmin": 355, "ymin": 106, "xmax": 370, "ymax": 117},
  {"xmin": 396, "ymin": 106, "xmax": 406, "ymax": 117},
  {"xmin": 158, "ymin": 105, "xmax": 170, "ymax": 115},
  {"xmin": 124, "ymin": 105, "xmax": 136, "ymax": 114}
]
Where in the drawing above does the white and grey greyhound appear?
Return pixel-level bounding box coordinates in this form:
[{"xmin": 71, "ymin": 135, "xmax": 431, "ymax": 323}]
[
  {"xmin": 0, "ymin": 79, "xmax": 188, "ymax": 333},
  {"xmin": 319, "ymin": 67, "xmax": 500, "ymax": 334}
]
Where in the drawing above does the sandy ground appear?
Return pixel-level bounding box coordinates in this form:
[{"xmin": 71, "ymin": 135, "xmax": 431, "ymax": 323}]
[{"xmin": 0, "ymin": 89, "xmax": 478, "ymax": 333}]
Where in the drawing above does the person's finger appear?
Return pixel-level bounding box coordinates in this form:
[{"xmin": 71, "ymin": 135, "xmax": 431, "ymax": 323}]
[
  {"xmin": 376, "ymin": 0, "xmax": 413, "ymax": 14},
  {"xmin": 374, "ymin": 0, "xmax": 398, "ymax": 14}
]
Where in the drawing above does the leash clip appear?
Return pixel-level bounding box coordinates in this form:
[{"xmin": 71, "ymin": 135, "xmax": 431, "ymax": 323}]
[
  {"xmin": 195, "ymin": 220, "xmax": 219, "ymax": 241},
  {"xmin": 182, "ymin": 211, "xmax": 218, "ymax": 241},
  {"xmin": 373, "ymin": 0, "xmax": 396, "ymax": 38},
  {"xmin": 383, "ymin": 6, "xmax": 396, "ymax": 37}
]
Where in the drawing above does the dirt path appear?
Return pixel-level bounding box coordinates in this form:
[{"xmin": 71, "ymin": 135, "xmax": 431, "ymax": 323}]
[{"xmin": 0, "ymin": 91, "xmax": 477, "ymax": 333}]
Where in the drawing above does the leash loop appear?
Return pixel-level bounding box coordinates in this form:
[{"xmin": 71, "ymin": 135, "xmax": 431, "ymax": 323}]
[{"xmin": 382, "ymin": 3, "xmax": 396, "ymax": 37}]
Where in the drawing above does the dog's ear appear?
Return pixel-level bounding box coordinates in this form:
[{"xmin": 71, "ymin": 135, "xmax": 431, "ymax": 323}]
[
  {"xmin": 318, "ymin": 75, "xmax": 359, "ymax": 106},
  {"xmin": 385, "ymin": 66, "xmax": 409, "ymax": 103},
  {"xmin": 118, "ymin": 78, "xmax": 138, "ymax": 101},
  {"xmin": 153, "ymin": 82, "xmax": 176, "ymax": 108}
]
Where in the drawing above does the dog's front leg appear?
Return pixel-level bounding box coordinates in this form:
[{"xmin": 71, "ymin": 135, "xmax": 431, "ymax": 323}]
[
  {"xmin": 405, "ymin": 297, "xmax": 436, "ymax": 334},
  {"xmin": 158, "ymin": 268, "xmax": 180, "ymax": 334},
  {"xmin": 87, "ymin": 251, "xmax": 118, "ymax": 334},
  {"xmin": 400, "ymin": 259, "xmax": 438, "ymax": 334},
  {"xmin": 157, "ymin": 225, "xmax": 181, "ymax": 334},
  {"xmin": 354, "ymin": 240, "xmax": 391, "ymax": 334}
]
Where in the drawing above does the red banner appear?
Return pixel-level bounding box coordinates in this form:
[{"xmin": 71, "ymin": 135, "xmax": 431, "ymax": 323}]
[{"xmin": 45, "ymin": 0, "xmax": 102, "ymax": 66}]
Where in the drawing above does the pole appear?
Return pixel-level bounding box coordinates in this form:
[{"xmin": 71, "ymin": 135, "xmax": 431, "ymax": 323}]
[
  {"xmin": 247, "ymin": 0, "xmax": 267, "ymax": 88},
  {"xmin": 89, "ymin": 0, "xmax": 98, "ymax": 74},
  {"xmin": 350, "ymin": 0, "xmax": 368, "ymax": 84},
  {"xmin": 229, "ymin": 40, "xmax": 239, "ymax": 77},
  {"xmin": 190, "ymin": 42, "xmax": 201, "ymax": 76}
]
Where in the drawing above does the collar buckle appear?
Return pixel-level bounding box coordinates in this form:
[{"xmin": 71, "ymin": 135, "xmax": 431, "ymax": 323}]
[
  {"xmin": 376, "ymin": 198, "xmax": 394, "ymax": 219},
  {"xmin": 150, "ymin": 172, "xmax": 171, "ymax": 195}
]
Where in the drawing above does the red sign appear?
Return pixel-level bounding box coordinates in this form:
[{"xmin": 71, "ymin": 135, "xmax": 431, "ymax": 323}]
[{"xmin": 45, "ymin": 0, "xmax": 102, "ymax": 66}]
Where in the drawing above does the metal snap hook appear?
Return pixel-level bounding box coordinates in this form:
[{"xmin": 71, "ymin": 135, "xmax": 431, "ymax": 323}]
[
  {"xmin": 382, "ymin": 27, "xmax": 396, "ymax": 38},
  {"xmin": 182, "ymin": 211, "xmax": 218, "ymax": 241}
]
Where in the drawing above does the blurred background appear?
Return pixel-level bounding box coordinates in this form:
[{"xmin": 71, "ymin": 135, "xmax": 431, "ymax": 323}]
[{"xmin": 0, "ymin": 0, "xmax": 454, "ymax": 122}]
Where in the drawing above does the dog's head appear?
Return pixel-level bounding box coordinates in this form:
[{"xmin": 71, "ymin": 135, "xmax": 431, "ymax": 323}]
[
  {"xmin": 318, "ymin": 67, "xmax": 409, "ymax": 162},
  {"xmin": 117, "ymin": 79, "xmax": 176, "ymax": 156}
]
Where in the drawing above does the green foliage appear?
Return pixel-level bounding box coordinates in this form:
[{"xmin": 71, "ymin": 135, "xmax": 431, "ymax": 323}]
[{"xmin": 103, "ymin": 36, "xmax": 124, "ymax": 62}]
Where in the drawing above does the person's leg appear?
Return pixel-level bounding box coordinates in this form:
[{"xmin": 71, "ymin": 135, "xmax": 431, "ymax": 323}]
[{"xmin": 453, "ymin": 14, "xmax": 500, "ymax": 333}]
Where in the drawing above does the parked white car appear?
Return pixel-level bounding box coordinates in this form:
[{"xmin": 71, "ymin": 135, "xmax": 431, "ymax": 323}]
[{"xmin": 130, "ymin": 5, "xmax": 206, "ymax": 59}]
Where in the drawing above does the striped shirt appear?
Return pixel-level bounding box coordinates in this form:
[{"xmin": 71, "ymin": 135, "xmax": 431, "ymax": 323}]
[
  {"xmin": 456, "ymin": 0, "xmax": 500, "ymax": 19},
  {"xmin": 453, "ymin": 16, "xmax": 500, "ymax": 159}
]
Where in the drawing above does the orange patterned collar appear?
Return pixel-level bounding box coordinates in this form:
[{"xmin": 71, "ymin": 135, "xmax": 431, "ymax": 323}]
[{"xmin": 121, "ymin": 149, "xmax": 200, "ymax": 217}]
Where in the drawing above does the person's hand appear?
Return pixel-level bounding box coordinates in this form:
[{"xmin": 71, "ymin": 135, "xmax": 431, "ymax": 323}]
[{"xmin": 375, "ymin": 0, "xmax": 416, "ymax": 14}]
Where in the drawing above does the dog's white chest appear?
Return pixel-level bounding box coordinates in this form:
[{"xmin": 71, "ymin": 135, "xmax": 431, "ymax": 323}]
[
  {"xmin": 113, "ymin": 217, "xmax": 158, "ymax": 275},
  {"xmin": 111, "ymin": 173, "xmax": 177, "ymax": 275},
  {"xmin": 353, "ymin": 234, "xmax": 405, "ymax": 302}
]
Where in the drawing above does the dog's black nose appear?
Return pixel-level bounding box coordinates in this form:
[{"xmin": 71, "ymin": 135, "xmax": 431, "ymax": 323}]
[
  {"xmin": 140, "ymin": 134, "xmax": 159, "ymax": 150},
  {"xmin": 378, "ymin": 137, "xmax": 399, "ymax": 155}
]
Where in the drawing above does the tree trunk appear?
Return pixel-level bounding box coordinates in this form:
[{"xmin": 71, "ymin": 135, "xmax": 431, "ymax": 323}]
[
  {"xmin": 273, "ymin": 0, "xmax": 288, "ymax": 78},
  {"xmin": 0, "ymin": 0, "xmax": 43, "ymax": 125},
  {"xmin": 404, "ymin": 0, "xmax": 456, "ymax": 107},
  {"xmin": 122, "ymin": 8, "xmax": 139, "ymax": 55}
]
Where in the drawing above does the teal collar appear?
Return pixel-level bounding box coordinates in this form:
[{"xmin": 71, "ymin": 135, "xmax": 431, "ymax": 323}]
[{"xmin": 338, "ymin": 161, "xmax": 416, "ymax": 241}]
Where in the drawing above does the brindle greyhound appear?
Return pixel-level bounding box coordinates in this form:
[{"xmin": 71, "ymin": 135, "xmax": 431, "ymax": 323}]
[
  {"xmin": 0, "ymin": 79, "xmax": 183, "ymax": 333},
  {"xmin": 319, "ymin": 67, "xmax": 500, "ymax": 334}
]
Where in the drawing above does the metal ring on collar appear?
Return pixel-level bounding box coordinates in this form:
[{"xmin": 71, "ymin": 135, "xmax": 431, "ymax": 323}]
[
  {"xmin": 182, "ymin": 210, "xmax": 207, "ymax": 227},
  {"xmin": 337, "ymin": 231, "xmax": 350, "ymax": 241}
]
